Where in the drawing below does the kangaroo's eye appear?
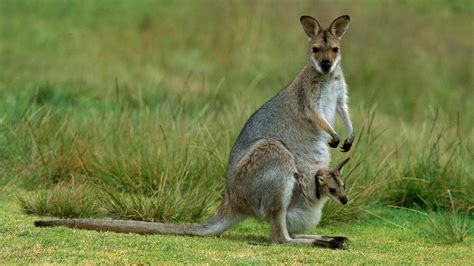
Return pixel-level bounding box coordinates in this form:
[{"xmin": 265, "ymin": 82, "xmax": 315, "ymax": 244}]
[
  {"xmin": 343, "ymin": 184, "xmax": 346, "ymax": 190},
  {"xmin": 329, "ymin": 188, "xmax": 336, "ymax": 194},
  {"xmin": 312, "ymin": 47, "xmax": 320, "ymax": 53},
  {"xmin": 332, "ymin": 47, "xmax": 339, "ymax": 53}
]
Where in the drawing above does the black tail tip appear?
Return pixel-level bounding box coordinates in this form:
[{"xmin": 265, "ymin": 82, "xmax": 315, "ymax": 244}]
[{"xmin": 34, "ymin": 220, "xmax": 53, "ymax": 227}]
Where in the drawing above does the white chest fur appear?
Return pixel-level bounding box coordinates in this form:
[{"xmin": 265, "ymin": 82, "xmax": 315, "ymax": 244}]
[
  {"xmin": 316, "ymin": 79, "xmax": 340, "ymax": 125},
  {"xmin": 306, "ymin": 76, "xmax": 346, "ymax": 172}
]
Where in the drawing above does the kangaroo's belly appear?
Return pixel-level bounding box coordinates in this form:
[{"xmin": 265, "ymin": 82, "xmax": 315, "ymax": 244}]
[{"xmin": 286, "ymin": 197, "xmax": 329, "ymax": 234}]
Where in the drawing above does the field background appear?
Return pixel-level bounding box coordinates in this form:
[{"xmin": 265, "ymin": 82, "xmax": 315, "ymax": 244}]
[{"xmin": 0, "ymin": 0, "xmax": 473, "ymax": 263}]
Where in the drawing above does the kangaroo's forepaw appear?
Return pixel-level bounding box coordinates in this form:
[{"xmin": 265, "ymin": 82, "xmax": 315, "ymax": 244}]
[
  {"xmin": 340, "ymin": 139, "xmax": 352, "ymax": 152},
  {"xmin": 328, "ymin": 136, "xmax": 340, "ymax": 148},
  {"xmin": 313, "ymin": 236, "xmax": 349, "ymax": 250}
]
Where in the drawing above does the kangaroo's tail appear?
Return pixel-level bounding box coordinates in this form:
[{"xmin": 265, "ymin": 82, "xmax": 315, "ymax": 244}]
[{"xmin": 34, "ymin": 202, "xmax": 243, "ymax": 236}]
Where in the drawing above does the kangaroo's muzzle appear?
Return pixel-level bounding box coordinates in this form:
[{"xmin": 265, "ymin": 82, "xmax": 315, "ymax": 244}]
[
  {"xmin": 320, "ymin": 60, "xmax": 331, "ymax": 72},
  {"xmin": 339, "ymin": 196, "xmax": 348, "ymax": 205}
]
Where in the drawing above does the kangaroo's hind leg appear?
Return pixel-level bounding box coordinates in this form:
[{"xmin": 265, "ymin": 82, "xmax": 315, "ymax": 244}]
[{"xmin": 230, "ymin": 139, "xmax": 325, "ymax": 247}]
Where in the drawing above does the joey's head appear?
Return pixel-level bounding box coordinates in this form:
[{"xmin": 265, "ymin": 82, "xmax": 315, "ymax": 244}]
[
  {"xmin": 300, "ymin": 15, "xmax": 350, "ymax": 75},
  {"xmin": 315, "ymin": 157, "xmax": 350, "ymax": 204}
]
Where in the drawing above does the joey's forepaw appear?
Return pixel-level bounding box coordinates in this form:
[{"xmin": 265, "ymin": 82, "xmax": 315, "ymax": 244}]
[
  {"xmin": 328, "ymin": 137, "xmax": 340, "ymax": 148},
  {"xmin": 340, "ymin": 139, "xmax": 352, "ymax": 152}
]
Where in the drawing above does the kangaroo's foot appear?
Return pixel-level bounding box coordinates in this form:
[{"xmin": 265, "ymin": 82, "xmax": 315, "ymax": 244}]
[
  {"xmin": 291, "ymin": 234, "xmax": 349, "ymax": 249},
  {"xmin": 313, "ymin": 236, "xmax": 348, "ymax": 250},
  {"xmin": 273, "ymin": 236, "xmax": 348, "ymax": 249},
  {"xmin": 312, "ymin": 238, "xmax": 346, "ymax": 250}
]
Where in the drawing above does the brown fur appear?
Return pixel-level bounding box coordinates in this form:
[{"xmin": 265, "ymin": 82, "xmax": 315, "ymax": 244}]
[{"xmin": 310, "ymin": 29, "xmax": 340, "ymax": 65}]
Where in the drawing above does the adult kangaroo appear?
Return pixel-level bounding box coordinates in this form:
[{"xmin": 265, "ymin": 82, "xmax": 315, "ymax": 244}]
[{"xmin": 36, "ymin": 15, "xmax": 355, "ymax": 249}]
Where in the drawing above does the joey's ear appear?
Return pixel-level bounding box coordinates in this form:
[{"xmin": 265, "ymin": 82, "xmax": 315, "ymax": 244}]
[
  {"xmin": 334, "ymin": 157, "xmax": 351, "ymax": 172},
  {"xmin": 315, "ymin": 176, "xmax": 321, "ymax": 199},
  {"xmin": 300, "ymin": 16, "xmax": 321, "ymax": 38},
  {"xmin": 315, "ymin": 171, "xmax": 325, "ymax": 199},
  {"xmin": 316, "ymin": 169, "xmax": 325, "ymax": 183},
  {"xmin": 329, "ymin": 15, "xmax": 350, "ymax": 39}
]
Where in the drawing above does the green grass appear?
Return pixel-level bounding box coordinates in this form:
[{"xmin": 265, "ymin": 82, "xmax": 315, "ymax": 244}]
[
  {"xmin": 1, "ymin": 200, "xmax": 473, "ymax": 264},
  {"xmin": 0, "ymin": 0, "xmax": 473, "ymax": 263}
]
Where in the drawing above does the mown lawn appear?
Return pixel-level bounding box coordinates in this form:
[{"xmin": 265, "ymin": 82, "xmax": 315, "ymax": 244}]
[{"xmin": 1, "ymin": 198, "xmax": 472, "ymax": 264}]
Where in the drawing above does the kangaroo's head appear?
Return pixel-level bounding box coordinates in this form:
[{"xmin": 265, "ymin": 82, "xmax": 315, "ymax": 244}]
[
  {"xmin": 315, "ymin": 157, "xmax": 350, "ymax": 204},
  {"xmin": 300, "ymin": 15, "xmax": 350, "ymax": 74}
]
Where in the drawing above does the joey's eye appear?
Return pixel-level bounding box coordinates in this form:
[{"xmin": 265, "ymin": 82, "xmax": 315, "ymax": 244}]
[
  {"xmin": 312, "ymin": 47, "xmax": 320, "ymax": 53},
  {"xmin": 329, "ymin": 188, "xmax": 336, "ymax": 194},
  {"xmin": 343, "ymin": 184, "xmax": 346, "ymax": 190},
  {"xmin": 332, "ymin": 47, "xmax": 339, "ymax": 53}
]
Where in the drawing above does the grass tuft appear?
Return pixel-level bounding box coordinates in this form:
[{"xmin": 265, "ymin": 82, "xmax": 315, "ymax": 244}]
[
  {"xmin": 393, "ymin": 191, "xmax": 473, "ymax": 244},
  {"xmin": 421, "ymin": 191, "xmax": 473, "ymax": 244},
  {"xmin": 18, "ymin": 182, "xmax": 102, "ymax": 218}
]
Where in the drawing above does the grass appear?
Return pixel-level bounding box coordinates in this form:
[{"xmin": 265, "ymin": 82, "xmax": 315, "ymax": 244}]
[
  {"xmin": 396, "ymin": 191, "xmax": 474, "ymax": 244},
  {"xmin": 0, "ymin": 0, "xmax": 473, "ymax": 263},
  {"xmin": 1, "ymin": 200, "xmax": 472, "ymax": 264}
]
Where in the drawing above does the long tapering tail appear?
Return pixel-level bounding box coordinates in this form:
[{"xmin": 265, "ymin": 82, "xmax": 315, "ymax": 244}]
[{"xmin": 34, "ymin": 203, "xmax": 244, "ymax": 236}]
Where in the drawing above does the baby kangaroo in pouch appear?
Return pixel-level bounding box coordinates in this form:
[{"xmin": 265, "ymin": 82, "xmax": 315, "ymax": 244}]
[{"xmin": 35, "ymin": 15, "xmax": 354, "ymax": 250}]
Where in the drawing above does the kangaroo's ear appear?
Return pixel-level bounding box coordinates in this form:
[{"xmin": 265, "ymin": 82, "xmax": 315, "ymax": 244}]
[
  {"xmin": 329, "ymin": 15, "xmax": 350, "ymax": 39},
  {"xmin": 335, "ymin": 157, "xmax": 351, "ymax": 172},
  {"xmin": 300, "ymin": 16, "xmax": 321, "ymax": 39}
]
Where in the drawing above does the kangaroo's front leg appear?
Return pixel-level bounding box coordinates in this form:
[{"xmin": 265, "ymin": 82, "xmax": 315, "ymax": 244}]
[
  {"xmin": 336, "ymin": 101, "xmax": 354, "ymax": 152},
  {"xmin": 305, "ymin": 107, "xmax": 340, "ymax": 148}
]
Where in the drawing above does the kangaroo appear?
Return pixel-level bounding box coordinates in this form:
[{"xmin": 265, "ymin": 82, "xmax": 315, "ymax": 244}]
[
  {"xmin": 35, "ymin": 15, "xmax": 355, "ymax": 249},
  {"xmin": 35, "ymin": 158, "xmax": 350, "ymax": 249}
]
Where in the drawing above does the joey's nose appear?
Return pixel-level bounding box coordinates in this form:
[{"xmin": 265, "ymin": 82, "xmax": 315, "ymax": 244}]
[
  {"xmin": 321, "ymin": 60, "xmax": 331, "ymax": 72},
  {"xmin": 339, "ymin": 196, "xmax": 348, "ymax": 205}
]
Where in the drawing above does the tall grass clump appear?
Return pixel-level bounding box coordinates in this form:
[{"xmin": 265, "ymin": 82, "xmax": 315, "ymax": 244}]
[
  {"xmin": 421, "ymin": 191, "xmax": 473, "ymax": 244},
  {"xmin": 3, "ymin": 84, "xmax": 231, "ymax": 222},
  {"xmin": 396, "ymin": 191, "xmax": 473, "ymax": 244},
  {"xmin": 387, "ymin": 113, "xmax": 473, "ymax": 213},
  {"xmin": 18, "ymin": 181, "xmax": 102, "ymax": 218}
]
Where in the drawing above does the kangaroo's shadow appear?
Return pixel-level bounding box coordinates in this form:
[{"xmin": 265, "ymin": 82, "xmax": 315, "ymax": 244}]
[{"xmin": 221, "ymin": 234, "xmax": 270, "ymax": 246}]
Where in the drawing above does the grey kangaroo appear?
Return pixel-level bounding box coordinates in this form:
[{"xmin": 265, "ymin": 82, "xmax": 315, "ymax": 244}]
[{"xmin": 35, "ymin": 15, "xmax": 355, "ymax": 249}]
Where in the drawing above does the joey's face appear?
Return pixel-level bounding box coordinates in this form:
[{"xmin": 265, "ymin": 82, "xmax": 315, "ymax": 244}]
[
  {"xmin": 300, "ymin": 15, "xmax": 350, "ymax": 75},
  {"xmin": 324, "ymin": 173, "xmax": 348, "ymax": 205},
  {"xmin": 309, "ymin": 33, "xmax": 341, "ymax": 74},
  {"xmin": 315, "ymin": 157, "xmax": 351, "ymax": 205}
]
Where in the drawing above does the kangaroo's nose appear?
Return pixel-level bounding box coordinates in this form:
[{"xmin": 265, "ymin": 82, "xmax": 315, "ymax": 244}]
[{"xmin": 321, "ymin": 60, "xmax": 331, "ymax": 72}]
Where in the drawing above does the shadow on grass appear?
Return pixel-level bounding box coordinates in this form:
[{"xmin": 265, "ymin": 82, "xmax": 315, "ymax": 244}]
[{"xmin": 223, "ymin": 234, "xmax": 270, "ymax": 246}]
